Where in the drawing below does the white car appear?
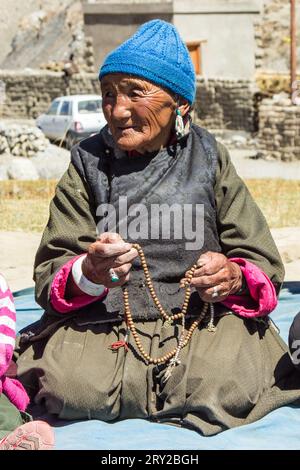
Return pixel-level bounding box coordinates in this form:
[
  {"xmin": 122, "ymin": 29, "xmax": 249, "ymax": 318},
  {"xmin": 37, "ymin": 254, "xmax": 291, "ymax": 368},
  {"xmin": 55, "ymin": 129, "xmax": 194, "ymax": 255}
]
[{"xmin": 36, "ymin": 95, "xmax": 107, "ymax": 149}]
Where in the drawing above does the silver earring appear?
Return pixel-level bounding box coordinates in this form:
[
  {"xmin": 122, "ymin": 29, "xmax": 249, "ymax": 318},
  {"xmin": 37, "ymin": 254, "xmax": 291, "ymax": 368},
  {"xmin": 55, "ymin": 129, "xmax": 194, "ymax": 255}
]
[{"xmin": 175, "ymin": 109, "xmax": 185, "ymax": 139}]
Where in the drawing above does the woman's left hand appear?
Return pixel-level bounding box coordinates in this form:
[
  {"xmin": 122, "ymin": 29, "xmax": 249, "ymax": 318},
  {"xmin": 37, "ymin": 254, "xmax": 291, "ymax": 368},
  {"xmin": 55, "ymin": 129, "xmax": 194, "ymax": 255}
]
[{"xmin": 180, "ymin": 251, "xmax": 243, "ymax": 303}]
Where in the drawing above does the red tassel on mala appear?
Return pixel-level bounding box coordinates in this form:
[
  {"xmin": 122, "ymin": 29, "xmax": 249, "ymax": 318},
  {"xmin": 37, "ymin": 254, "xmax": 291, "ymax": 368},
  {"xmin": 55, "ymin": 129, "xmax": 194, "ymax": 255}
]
[{"xmin": 109, "ymin": 328, "xmax": 130, "ymax": 352}]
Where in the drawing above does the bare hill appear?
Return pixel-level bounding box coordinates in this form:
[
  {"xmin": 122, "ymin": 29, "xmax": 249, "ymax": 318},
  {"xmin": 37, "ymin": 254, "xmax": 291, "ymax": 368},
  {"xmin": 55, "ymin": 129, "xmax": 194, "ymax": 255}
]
[{"xmin": 0, "ymin": 0, "xmax": 87, "ymax": 70}]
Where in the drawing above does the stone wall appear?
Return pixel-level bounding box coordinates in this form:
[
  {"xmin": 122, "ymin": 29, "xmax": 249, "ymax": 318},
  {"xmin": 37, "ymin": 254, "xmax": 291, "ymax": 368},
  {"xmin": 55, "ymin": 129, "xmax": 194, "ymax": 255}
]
[
  {"xmin": 194, "ymin": 78, "xmax": 256, "ymax": 132},
  {"xmin": 2, "ymin": 70, "xmax": 300, "ymax": 160},
  {"xmin": 258, "ymin": 98, "xmax": 300, "ymax": 161},
  {"xmin": 254, "ymin": 16, "xmax": 264, "ymax": 71},
  {"xmin": 0, "ymin": 71, "xmax": 256, "ymax": 132},
  {"xmin": 0, "ymin": 70, "xmax": 100, "ymax": 119}
]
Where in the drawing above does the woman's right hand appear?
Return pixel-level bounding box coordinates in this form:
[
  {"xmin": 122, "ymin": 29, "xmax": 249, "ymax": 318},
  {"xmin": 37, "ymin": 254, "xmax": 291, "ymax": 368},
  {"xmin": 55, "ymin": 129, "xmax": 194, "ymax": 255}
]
[{"xmin": 82, "ymin": 232, "xmax": 138, "ymax": 288}]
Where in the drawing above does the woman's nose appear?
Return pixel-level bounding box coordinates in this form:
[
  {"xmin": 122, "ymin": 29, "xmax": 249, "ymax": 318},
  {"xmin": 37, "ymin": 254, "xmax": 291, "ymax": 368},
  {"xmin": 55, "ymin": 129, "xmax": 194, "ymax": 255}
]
[{"xmin": 111, "ymin": 95, "xmax": 131, "ymax": 120}]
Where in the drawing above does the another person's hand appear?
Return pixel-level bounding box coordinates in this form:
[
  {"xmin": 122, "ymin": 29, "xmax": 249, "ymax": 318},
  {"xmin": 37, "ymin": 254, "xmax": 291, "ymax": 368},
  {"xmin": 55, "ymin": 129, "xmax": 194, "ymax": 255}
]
[
  {"xmin": 180, "ymin": 251, "xmax": 243, "ymax": 303},
  {"xmin": 82, "ymin": 232, "xmax": 138, "ymax": 288}
]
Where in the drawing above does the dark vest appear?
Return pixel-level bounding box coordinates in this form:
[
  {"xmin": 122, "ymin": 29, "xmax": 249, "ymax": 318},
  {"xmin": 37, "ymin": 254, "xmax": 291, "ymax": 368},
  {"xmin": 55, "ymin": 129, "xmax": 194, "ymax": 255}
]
[{"xmin": 71, "ymin": 124, "xmax": 221, "ymax": 320}]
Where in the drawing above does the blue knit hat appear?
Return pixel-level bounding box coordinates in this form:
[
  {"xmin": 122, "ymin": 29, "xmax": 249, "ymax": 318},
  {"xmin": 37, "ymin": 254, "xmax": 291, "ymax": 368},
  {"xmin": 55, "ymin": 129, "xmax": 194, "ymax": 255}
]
[{"xmin": 99, "ymin": 19, "xmax": 196, "ymax": 104}]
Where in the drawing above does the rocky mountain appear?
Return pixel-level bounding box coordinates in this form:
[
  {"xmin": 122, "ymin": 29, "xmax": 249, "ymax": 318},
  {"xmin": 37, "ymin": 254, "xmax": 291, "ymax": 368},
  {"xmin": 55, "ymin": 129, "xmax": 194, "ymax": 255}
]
[{"xmin": 0, "ymin": 0, "xmax": 94, "ymax": 72}]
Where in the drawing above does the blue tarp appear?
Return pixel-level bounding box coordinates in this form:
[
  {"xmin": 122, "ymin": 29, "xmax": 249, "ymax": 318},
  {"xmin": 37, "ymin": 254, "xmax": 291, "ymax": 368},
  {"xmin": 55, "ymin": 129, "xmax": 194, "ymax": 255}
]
[{"xmin": 14, "ymin": 283, "xmax": 300, "ymax": 450}]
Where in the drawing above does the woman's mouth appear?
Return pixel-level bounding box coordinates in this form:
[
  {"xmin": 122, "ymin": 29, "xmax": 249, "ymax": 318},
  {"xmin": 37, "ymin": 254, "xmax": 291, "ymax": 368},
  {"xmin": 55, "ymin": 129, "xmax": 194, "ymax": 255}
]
[{"xmin": 117, "ymin": 126, "xmax": 136, "ymax": 131}]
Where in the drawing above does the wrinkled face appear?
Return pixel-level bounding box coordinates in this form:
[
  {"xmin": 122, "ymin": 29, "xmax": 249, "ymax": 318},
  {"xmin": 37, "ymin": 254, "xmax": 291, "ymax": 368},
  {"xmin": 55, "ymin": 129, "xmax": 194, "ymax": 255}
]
[{"xmin": 101, "ymin": 73, "xmax": 178, "ymax": 154}]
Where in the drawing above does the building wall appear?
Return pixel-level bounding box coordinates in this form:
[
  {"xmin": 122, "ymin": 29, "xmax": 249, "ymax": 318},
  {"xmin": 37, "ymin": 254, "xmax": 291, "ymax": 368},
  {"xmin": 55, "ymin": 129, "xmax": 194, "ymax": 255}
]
[
  {"xmin": 82, "ymin": 1, "xmax": 173, "ymax": 68},
  {"xmin": 82, "ymin": 0, "xmax": 262, "ymax": 79},
  {"xmin": 173, "ymin": 0, "xmax": 262, "ymax": 79}
]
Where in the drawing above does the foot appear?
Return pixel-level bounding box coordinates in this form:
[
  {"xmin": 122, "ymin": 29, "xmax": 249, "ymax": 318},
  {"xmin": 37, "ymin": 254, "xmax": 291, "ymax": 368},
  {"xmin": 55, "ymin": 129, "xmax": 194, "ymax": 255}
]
[{"xmin": 0, "ymin": 420, "xmax": 54, "ymax": 450}]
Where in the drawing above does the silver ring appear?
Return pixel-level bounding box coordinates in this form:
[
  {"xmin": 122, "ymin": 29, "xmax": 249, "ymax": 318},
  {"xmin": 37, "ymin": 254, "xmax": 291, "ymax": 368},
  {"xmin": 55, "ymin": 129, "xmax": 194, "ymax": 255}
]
[
  {"xmin": 211, "ymin": 286, "xmax": 219, "ymax": 298},
  {"xmin": 109, "ymin": 268, "xmax": 119, "ymax": 282}
]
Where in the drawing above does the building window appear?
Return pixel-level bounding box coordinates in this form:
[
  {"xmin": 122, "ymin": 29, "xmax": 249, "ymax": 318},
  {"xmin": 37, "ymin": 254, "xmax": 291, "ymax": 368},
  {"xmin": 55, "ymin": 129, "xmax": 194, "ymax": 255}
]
[{"xmin": 186, "ymin": 40, "xmax": 207, "ymax": 75}]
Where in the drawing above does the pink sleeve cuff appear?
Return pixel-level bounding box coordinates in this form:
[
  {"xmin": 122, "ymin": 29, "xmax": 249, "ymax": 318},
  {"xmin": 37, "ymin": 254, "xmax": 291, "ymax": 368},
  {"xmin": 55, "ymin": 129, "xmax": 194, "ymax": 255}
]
[
  {"xmin": 1, "ymin": 377, "xmax": 30, "ymax": 412},
  {"xmin": 50, "ymin": 255, "xmax": 108, "ymax": 314},
  {"xmin": 222, "ymin": 258, "xmax": 278, "ymax": 318}
]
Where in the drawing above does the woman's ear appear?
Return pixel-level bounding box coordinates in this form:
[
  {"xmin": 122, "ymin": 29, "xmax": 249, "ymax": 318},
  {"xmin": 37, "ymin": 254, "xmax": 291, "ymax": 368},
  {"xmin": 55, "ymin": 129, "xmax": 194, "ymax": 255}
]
[{"xmin": 178, "ymin": 100, "xmax": 191, "ymax": 117}]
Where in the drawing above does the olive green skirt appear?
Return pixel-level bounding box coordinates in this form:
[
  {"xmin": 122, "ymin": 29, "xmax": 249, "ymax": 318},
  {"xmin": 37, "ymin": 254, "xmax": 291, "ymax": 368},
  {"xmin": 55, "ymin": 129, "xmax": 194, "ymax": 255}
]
[
  {"xmin": 0, "ymin": 393, "xmax": 24, "ymax": 439},
  {"xmin": 16, "ymin": 311, "xmax": 300, "ymax": 436}
]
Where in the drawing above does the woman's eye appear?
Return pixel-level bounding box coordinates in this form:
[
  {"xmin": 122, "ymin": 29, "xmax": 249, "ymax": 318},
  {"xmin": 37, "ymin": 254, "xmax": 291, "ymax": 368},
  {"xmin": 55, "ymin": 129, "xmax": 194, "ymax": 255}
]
[{"xmin": 103, "ymin": 91, "xmax": 114, "ymax": 98}]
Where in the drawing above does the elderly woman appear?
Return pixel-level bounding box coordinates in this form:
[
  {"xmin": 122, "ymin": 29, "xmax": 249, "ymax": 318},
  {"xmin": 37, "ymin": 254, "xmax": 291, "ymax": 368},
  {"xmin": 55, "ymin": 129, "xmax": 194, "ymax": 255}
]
[{"xmin": 17, "ymin": 20, "xmax": 300, "ymax": 436}]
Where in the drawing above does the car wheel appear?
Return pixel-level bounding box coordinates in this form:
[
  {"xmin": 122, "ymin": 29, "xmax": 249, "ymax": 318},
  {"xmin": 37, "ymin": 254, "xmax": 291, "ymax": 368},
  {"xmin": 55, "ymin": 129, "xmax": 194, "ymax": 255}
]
[{"xmin": 65, "ymin": 132, "xmax": 74, "ymax": 150}]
